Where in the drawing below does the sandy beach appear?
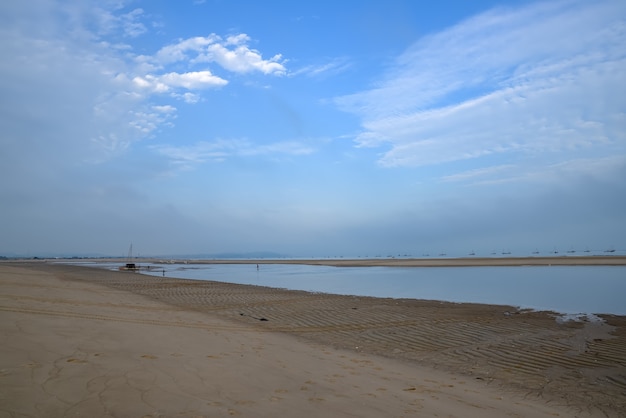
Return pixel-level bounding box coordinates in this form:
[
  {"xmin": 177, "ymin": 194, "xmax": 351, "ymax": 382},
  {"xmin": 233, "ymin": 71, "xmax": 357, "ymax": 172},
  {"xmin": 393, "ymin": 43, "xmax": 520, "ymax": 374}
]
[{"xmin": 1, "ymin": 262, "xmax": 625, "ymax": 417}]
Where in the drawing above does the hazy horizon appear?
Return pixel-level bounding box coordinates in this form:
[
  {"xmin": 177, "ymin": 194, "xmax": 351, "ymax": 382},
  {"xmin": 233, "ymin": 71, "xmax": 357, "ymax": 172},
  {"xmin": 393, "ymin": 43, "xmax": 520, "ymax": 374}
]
[{"xmin": 4, "ymin": 247, "xmax": 624, "ymax": 260}]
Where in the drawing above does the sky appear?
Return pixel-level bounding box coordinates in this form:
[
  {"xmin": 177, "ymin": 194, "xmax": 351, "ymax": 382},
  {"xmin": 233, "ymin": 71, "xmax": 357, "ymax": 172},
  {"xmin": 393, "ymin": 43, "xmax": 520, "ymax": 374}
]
[{"xmin": 1, "ymin": 0, "xmax": 625, "ymax": 258}]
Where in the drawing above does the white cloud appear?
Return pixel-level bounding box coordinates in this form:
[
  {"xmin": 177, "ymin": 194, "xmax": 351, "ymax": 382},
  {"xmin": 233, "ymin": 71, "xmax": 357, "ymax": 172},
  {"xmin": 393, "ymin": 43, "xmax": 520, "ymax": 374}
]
[
  {"xmin": 179, "ymin": 92, "xmax": 201, "ymax": 104},
  {"xmin": 204, "ymin": 43, "xmax": 285, "ymax": 75},
  {"xmin": 160, "ymin": 71, "xmax": 228, "ymax": 89},
  {"xmin": 126, "ymin": 33, "xmax": 286, "ymax": 104},
  {"xmin": 152, "ymin": 105, "xmax": 177, "ymax": 114},
  {"xmin": 155, "ymin": 35, "xmax": 221, "ymax": 64},
  {"xmin": 154, "ymin": 34, "xmax": 287, "ymax": 75},
  {"xmin": 336, "ymin": 0, "xmax": 626, "ymax": 173},
  {"xmin": 133, "ymin": 70, "xmax": 228, "ymax": 93}
]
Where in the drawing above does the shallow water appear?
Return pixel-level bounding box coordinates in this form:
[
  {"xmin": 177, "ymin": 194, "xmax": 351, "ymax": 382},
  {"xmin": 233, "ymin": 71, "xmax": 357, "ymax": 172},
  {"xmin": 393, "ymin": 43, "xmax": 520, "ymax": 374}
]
[{"xmin": 69, "ymin": 262, "xmax": 626, "ymax": 315}]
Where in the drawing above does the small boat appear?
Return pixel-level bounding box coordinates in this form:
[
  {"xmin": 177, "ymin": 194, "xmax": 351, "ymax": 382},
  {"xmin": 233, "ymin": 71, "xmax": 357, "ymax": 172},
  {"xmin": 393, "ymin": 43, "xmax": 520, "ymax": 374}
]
[
  {"xmin": 120, "ymin": 262, "xmax": 137, "ymax": 271},
  {"xmin": 119, "ymin": 244, "xmax": 139, "ymax": 271}
]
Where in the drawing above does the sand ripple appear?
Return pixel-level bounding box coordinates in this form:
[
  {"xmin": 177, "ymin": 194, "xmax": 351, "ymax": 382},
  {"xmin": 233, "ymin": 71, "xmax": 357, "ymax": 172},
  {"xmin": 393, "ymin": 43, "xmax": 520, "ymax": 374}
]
[{"xmin": 30, "ymin": 263, "xmax": 626, "ymax": 416}]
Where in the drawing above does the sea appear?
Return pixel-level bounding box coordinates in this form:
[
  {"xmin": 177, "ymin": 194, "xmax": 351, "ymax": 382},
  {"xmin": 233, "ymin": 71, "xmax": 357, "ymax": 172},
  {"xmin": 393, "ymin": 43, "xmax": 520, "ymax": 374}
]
[{"xmin": 65, "ymin": 261, "xmax": 626, "ymax": 316}]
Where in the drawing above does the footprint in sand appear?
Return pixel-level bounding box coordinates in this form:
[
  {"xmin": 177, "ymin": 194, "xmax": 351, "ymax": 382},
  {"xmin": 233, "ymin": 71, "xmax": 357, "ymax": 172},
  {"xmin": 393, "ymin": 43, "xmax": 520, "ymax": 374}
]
[
  {"xmin": 141, "ymin": 354, "xmax": 158, "ymax": 359},
  {"xmin": 308, "ymin": 397, "xmax": 325, "ymax": 402}
]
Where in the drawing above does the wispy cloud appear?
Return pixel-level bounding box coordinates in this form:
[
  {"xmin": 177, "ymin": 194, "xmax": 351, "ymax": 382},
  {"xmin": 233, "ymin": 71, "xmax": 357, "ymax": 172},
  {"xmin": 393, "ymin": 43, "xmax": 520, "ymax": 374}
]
[
  {"xmin": 440, "ymin": 156, "xmax": 626, "ymax": 189},
  {"xmin": 335, "ymin": 0, "xmax": 626, "ymax": 177},
  {"xmin": 151, "ymin": 139, "xmax": 316, "ymax": 169},
  {"xmin": 291, "ymin": 57, "xmax": 352, "ymax": 78},
  {"xmin": 117, "ymin": 8, "xmax": 148, "ymax": 37},
  {"xmin": 440, "ymin": 164, "xmax": 516, "ymax": 183}
]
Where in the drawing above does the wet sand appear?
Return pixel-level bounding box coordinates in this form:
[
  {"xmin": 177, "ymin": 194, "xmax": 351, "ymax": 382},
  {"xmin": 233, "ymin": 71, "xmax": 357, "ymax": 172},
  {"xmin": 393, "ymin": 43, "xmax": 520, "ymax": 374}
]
[{"xmin": 1, "ymin": 262, "xmax": 625, "ymax": 417}]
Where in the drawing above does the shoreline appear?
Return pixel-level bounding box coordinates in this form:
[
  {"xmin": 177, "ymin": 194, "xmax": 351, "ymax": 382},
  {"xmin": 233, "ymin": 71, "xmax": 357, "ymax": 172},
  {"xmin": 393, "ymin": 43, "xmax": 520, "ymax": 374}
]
[
  {"xmin": 22, "ymin": 254, "xmax": 626, "ymax": 267},
  {"xmin": 183, "ymin": 255, "xmax": 626, "ymax": 267},
  {"xmin": 2, "ymin": 262, "xmax": 625, "ymax": 416}
]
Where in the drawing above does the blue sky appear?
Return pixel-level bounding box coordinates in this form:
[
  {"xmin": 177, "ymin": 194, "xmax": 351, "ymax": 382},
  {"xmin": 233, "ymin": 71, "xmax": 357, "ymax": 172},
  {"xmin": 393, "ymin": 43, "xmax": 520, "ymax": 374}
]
[{"xmin": 1, "ymin": 0, "xmax": 625, "ymax": 258}]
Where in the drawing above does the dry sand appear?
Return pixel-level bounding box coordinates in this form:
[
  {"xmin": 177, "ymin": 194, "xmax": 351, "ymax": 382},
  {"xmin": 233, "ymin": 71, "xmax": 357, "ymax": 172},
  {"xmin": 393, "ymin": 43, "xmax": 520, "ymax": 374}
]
[{"xmin": 1, "ymin": 261, "xmax": 625, "ymax": 417}]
